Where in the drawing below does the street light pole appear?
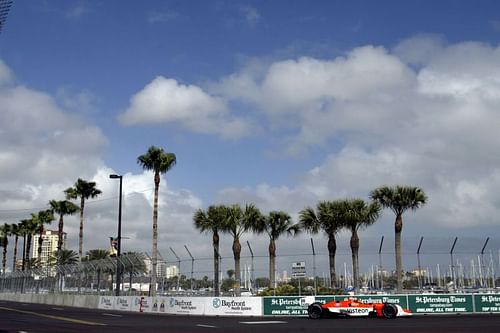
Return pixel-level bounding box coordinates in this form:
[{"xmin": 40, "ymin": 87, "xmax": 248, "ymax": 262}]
[{"xmin": 109, "ymin": 174, "xmax": 123, "ymax": 296}]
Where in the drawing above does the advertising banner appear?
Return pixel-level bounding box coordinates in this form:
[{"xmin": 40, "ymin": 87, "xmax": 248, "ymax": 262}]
[
  {"xmin": 98, "ymin": 296, "xmax": 114, "ymax": 310},
  {"xmin": 474, "ymin": 294, "xmax": 500, "ymax": 313},
  {"xmin": 115, "ymin": 296, "xmax": 133, "ymax": 311},
  {"xmin": 263, "ymin": 297, "xmax": 309, "ymax": 315},
  {"xmin": 149, "ymin": 297, "xmax": 168, "ymax": 313},
  {"xmin": 205, "ymin": 297, "xmax": 262, "ymax": 316},
  {"xmin": 139, "ymin": 297, "xmax": 154, "ymax": 313},
  {"xmin": 408, "ymin": 294, "xmax": 473, "ymax": 313},
  {"xmin": 355, "ymin": 295, "xmax": 409, "ymax": 309},
  {"xmin": 129, "ymin": 296, "xmax": 143, "ymax": 312},
  {"xmin": 164, "ymin": 297, "xmax": 205, "ymax": 315}
]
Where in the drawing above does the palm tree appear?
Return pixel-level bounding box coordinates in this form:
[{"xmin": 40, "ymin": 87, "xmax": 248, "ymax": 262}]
[
  {"xmin": 122, "ymin": 251, "xmax": 147, "ymax": 293},
  {"xmin": 18, "ymin": 219, "xmax": 31, "ymax": 271},
  {"xmin": 137, "ymin": 145, "xmax": 176, "ymax": 296},
  {"xmin": 193, "ymin": 205, "xmax": 226, "ymax": 296},
  {"xmin": 22, "ymin": 217, "xmax": 39, "ymax": 270},
  {"xmin": 299, "ymin": 201, "xmax": 345, "ymax": 288},
  {"xmin": 220, "ymin": 204, "xmax": 262, "ymax": 297},
  {"xmin": 33, "ymin": 209, "xmax": 54, "ymax": 266},
  {"xmin": 85, "ymin": 249, "xmax": 110, "ymax": 292},
  {"xmin": 370, "ymin": 185, "xmax": 427, "ymax": 292},
  {"xmin": 49, "ymin": 200, "xmax": 79, "ymax": 265},
  {"xmin": 342, "ymin": 199, "xmax": 380, "ymax": 292},
  {"xmin": 254, "ymin": 211, "xmax": 300, "ymax": 288},
  {"xmin": 0, "ymin": 223, "xmax": 11, "ymax": 275},
  {"xmin": 49, "ymin": 249, "xmax": 79, "ymax": 266},
  {"xmin": 65, "ymin": 179, "xmax": 102, "ymax": 261},
  {"xmin": 10, "ymin": 223, "xmax": 21, "ymax": 271}
]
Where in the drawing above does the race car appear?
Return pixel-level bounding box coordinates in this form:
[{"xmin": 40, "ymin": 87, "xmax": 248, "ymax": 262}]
[{"xmin": 307, "ymin": 297, "xmax": 412, "ymax": 319}]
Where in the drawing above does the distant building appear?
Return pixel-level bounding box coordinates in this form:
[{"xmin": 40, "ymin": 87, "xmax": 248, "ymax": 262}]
[
  {"xmin": 143, "ymin": 258, "xmax": 178, "ymax": 278},
  {"xmin": 282, "ymin": 270, "xmax": 289, "ymax": 283},
  {"xmin": 166, "ymin": 265, "xmax": 179, "ymax": 278},
  {"xmin": 31, "ymin": 230, "xmax": 66, "ymax": 265},
  {"xmin": 410, "ymin": 268, "xmax": 427, "ymax": 277}
]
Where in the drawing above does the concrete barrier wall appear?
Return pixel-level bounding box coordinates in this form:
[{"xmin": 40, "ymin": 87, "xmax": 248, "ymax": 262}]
[
  {"xmin": 1, "ymin": 293, "xmax": 500, "ymax": 315},
  {"xmin": 0, "ymin": 293, "xmax": 99, "ymax": 309}
]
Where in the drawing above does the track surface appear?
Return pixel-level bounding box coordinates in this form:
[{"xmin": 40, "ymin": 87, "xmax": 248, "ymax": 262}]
[{"xmin": 1, "ymin": 300, "xmax": 500, "ymax": 333}]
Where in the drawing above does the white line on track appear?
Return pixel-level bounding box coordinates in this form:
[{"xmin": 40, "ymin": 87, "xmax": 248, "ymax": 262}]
[
  {"xmin": 240, "ymin": 321, "xmax": 287, "ymax": 325},
  {"xmin": 196, "ymin": 324, "xmax": 218, "ymax": 328},
  {"xmin": 52, "ymin": 307, "xmax": 64, "ymax": 311},
  {"xmin": 103, "ymin": 313, "xmax": 123, "ymax": 317}
]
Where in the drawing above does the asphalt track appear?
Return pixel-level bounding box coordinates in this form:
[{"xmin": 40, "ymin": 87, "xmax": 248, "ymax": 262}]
[{"xmin": 1, "ymin": 300, "xmax": 500, "ymax": 333}]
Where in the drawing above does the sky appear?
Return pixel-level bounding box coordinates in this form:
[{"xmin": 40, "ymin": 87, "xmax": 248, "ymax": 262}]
[{"xmin": 1, "ymin": 0, "xmax": 500, "ymax": 279}]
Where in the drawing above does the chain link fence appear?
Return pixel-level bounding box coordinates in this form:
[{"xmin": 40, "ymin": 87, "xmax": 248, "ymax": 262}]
[{"xmin": 1, "ymin": 237, "xmax": 499, "ymax": 296}]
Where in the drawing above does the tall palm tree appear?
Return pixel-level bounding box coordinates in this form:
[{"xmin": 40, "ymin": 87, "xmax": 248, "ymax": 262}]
[
  {"xmin": 342, "ymin": 199, "xmax": 380, "ymax": 292},
  {"xmin": 254, "ymin": 211, "xmax": 300, "ymax": 288},
  {"xmin": 18, "ymin": 219, "xmax": 31, "ymax": 271},
  {"xmin": 22, "ymin": 217, "xmax": 39, "ymax": 270},
  {"xmin": 65, "ymin": 178, "xmax": 102, "ymax": 261},
  {"xmin": 0, "ymin": 223, "xmax": 11, "ymax": 275},
  {"xmin": 220, "ymin": 204, "xmax": 262, "ymax": 296},
  {"xmin": 370, "ymin": 185, "xmax": 427, "ymax": 292},
  {"xmin": 193, "ymin": 205, "xmax": 226, "ymax": 296},
  {"xmin": 137, "ymin": 145, "xmax": 176, "ymax": 297},
  {"xmin": 33, "ymin": 209, "xmax": 54, "ymax": 266},
  {"xmin": 49, "ymin": 200, "xmax": 79, "ymax": 265},
  {"xmin": 10, "ymin": 223, "xmax": 21, "ymax": 272},
  {"xmin": 299, "ymin": 201, "xmax": 345, "ymax": 288}
]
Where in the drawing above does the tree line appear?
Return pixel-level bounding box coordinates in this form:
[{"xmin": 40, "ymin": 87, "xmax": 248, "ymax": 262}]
[
  {"xmin": 0, "ymin": 178, "xmax": 102, "ymax": 272},
  {"xmin": 193, "ymin": 186, "xmax": 427, "ymax": 296},
  {"xmin": 0, "ymin": 145, "xmax": 427, "ymax": 297}
]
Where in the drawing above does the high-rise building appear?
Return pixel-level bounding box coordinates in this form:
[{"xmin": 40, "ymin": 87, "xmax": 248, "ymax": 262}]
[{"xmin": 31, "ymin": 230, "xmax": 66, "ymax": 265}]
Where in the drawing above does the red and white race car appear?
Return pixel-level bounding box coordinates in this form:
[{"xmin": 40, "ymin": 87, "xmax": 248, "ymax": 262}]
[{"xmin": 306, "ymin": 297, "xmax": 412, "ymax": 319}]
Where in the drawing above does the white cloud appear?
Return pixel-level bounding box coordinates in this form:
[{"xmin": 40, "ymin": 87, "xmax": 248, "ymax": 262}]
[
  {"xmin": 0, "ymin": 60, "xmax": 13, "ymax": 86},
  {"xmin": 0, "ymin": 62, "xmax": 209, "ymax": 260},
  {"xmin": 56, "ymin": 87, "xmax": 99, "ymax": 114},
  {"xmin": 209, "ymin": 37, "xmax": 500, "ymax": 233},
  {"xmin": 119, "ymin": 76, "xmax": 256, "ymax": 139}
]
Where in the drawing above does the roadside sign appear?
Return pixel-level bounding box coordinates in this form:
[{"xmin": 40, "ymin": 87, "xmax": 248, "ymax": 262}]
[{"xmin": 292, "ymin": 262, "xmax": 306, "ymax": 278}]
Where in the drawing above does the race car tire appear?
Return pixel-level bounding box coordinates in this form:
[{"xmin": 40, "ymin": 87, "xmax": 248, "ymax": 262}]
[
  {"xmin": 382, "ymin": 303, "xmax": 398, "ymax": 319},
  {"xmin": 308, "ymin": 303, "xmax": 324, "ymax": 319}
]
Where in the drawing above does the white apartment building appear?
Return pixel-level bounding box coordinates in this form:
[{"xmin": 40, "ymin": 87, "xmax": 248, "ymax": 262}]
[{"xmin": 31, "ymin": 230, "xmax": 66, "ymax": 265}]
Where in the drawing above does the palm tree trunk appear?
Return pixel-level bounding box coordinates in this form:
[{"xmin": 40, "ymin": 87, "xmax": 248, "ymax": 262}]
[
  {"xmin": 213, "ymin": 231, "xmax": 220, "ymax": 296},
  {"xmin": 97, "ymin": 269, "xmax": 101, "ymax": 293},
  {"xmin": 395, "ymin": 214, "xmax": 403, "ymax": 293},
  {"xmin": 79, "ymin": 196, "xmax": 85, "ymax": 261},
  {"xmin": 269, "ymin": 239, "xmax": 276, "ymax": 288},
  {"xmin": 57, "ymin": 215, "xmax": 64, "ymax": 265},
  {"xmin": 350, "ymin": 229, "xmax": 360, "ymax": 292},
  {"xmin": 21, "ymin": 235, "xmax": 26, "ymax": 271},
  {"xmin": 12, "ymin": 235, "xmax": 18, "ymax": 271},
  {"xmin": 26, "ymin": 234, "xmax": 32, "ymax": 270},
  {"xmin": 150, "ymin": 172, "xmax": 160, "ymax": 297},
  {"xmin": 327, "ymin": 235, "xmax": 337, "ymax": 288},
  {"xmin": 38, "ymin": 225, "xmax": 44, "ymax": 264},
  {"xmin": 232, "ymin": 238, "xmax": 241, "ymax": 296},
  {"xmin": 2, "ymin": 238, "xmax": 7, "ymax": 274}
]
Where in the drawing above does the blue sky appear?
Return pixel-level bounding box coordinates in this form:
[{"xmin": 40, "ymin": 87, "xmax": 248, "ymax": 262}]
[{"xmin": 1, "ymin": 1, "xmax": 500, "ymax": 277}]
